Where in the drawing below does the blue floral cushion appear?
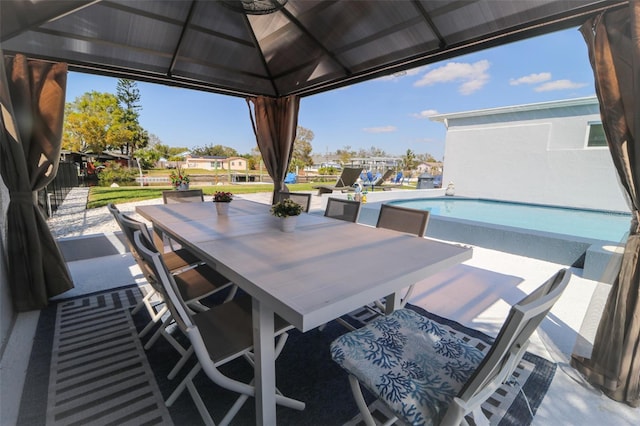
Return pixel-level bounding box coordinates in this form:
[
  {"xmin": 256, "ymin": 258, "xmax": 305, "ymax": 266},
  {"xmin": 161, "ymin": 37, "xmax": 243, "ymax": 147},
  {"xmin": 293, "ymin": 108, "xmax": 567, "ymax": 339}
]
[{"xmin": 330, "ymin": 308, "xmax": 485, "ymax": 426}]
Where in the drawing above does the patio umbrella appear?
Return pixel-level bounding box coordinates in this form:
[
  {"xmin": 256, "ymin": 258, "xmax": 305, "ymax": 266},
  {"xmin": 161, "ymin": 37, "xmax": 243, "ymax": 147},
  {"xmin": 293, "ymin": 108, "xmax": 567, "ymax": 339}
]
[
  {"xmin": 0, "ymin": 53, "xmax": 73, "ymax": 311},
  {"xmin": 571, "ymin": 2, "xmax": 640, "ymax": 408},
  {"xmin": 246, "ymin": 95, "xmax": 300, "ymax": 201}
]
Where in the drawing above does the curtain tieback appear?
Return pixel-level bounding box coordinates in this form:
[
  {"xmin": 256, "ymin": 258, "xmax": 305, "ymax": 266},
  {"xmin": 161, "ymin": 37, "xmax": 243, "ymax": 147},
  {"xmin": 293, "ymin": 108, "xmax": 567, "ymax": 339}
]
[{"xmin": 9, "ymin": 191, "xmax": 36, "ymax": 205}]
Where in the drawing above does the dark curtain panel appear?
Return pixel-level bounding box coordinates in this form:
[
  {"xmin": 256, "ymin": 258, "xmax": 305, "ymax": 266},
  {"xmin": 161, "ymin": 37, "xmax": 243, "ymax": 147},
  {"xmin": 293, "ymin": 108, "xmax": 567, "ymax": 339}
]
[
  {"xmin": 1, "ymin": 53, "xmax": 73, "ymax": 311},
  {"xmin": 570, "ymin": 2, "xmax": 639, "ymax": 407},
  {"xmin": 246, "ymin": 96, "xmax": 300, "ymax": 202}
]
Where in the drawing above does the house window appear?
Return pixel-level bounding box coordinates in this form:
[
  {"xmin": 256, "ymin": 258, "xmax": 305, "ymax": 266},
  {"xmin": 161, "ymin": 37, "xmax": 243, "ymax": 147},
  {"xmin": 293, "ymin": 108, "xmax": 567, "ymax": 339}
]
[
  {"xmin": 210, "ymin": 161, "xmax": 220, "ymax": 168},
  {"xmin": 231, "ymin": 161, "xmax": 235, "ymax": 166},
  {"xmin": 587, "ymin": 122, "xmax": 607, "ymax": 147}
]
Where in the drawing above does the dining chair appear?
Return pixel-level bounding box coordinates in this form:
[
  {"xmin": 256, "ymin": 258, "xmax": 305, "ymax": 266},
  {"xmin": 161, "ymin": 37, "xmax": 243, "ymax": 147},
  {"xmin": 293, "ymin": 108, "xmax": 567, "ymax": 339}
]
[
  {"xmin": 324, "ymin": 197, "xmax": 361, "ymax": 222},
  {"xmin": 275, "ymin": 191, "xmax": 312, "ymax": 213},
  {"xmin": 108, "ymin": 205, "xmax": 237, "ymax": 362},
  {"xmin": 331, "ymin": 268, "xmax": 572, "ymax": 426},
  {"xmin": 108, "ymin": 203, "xmax": 202, "ymax": 273},
  {"xmin": 162, "ymin": 188, "xmax": 204, "ymax": 203},
  {"xmin": 132, "ymin": 230, "xmax": 305, "ymax": 425},
  {"xmin": 161, "ymin": 188, "xmax": 205, "ymax": 249},
  {"xmin": 373, "ymin": 203, "xmax": 431, "ymax": 310},
  {"xmin": 376, "ymin": 203, "xmax": 430, "ymax": 236}
]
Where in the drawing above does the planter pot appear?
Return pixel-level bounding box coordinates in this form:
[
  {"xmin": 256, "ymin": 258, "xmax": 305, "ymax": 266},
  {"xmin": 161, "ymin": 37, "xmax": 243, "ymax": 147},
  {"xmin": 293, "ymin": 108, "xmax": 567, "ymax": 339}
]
[
  {"xmin": 215, "ymin": 202, "xmax": 230, "ymax": 215},
  {"xmin": 279, "ymin": 215, "xmax": 298, "ymax": 232},
  {"xmin": 177, "ymin": 182, "xmax": 190, "ymax": 191}
]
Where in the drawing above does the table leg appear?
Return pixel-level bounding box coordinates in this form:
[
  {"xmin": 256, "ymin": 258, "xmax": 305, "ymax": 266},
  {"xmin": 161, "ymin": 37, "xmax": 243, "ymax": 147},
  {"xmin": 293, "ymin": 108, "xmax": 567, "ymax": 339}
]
[
  {"xmin": 252, "ymin": 298, "xmax": 277, "ymax": 425},
  {"xmin": 151, "ymin": 226, "xmax": 165, "ymax": 253}
]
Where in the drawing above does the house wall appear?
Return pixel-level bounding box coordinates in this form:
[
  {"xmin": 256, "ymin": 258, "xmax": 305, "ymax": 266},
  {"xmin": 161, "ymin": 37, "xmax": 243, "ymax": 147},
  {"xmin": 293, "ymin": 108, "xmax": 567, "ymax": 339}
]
[
  {"xmin": 226, "ymin": 158, "xmax": 247, "ymax": 171},
  {"xmin": 185, "ymin": 158, "xmax": 247, "ymax": 171},
  {"xmin": 437, "ymin": 98, "xmax": 628, "ymax": 212}
]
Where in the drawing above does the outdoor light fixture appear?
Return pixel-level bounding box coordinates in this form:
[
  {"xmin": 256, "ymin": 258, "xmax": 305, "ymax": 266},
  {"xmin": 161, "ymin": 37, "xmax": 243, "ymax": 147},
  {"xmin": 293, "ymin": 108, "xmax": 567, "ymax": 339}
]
[{"xmin": 221, "ymin": 0, "xmax": 288, "ymax": 15}]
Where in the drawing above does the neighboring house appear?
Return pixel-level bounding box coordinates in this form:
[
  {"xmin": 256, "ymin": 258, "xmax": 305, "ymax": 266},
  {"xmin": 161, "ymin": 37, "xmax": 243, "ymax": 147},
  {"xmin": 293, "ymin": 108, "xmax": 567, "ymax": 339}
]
[
  {"xmin": 184, "ymin": 155, "xmax": 248, "ymax": 171},
  {"xmin": 430, "ymin": 96, "xmax": 627, "ymax": 212},
  {"xmin": 415, "ymin": 162, "xmax": 443, "ymax": 175}
]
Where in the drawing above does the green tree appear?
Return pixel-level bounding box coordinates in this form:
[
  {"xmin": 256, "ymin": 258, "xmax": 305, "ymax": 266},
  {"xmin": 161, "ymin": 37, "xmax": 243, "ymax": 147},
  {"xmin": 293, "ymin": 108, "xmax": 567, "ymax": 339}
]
[
  {"xmin": 401, "ymin": 149, "xmax": 417, "ymax": 171},
  {"xmin": 289, "ymin": 126, "xmax": 314, "ymax": 172},
  {"xmin": 416, "ymin": 152, "xmax": 438, "ymax": 163},
  {"xmin": 356, "ymin": 146, "xmax": 387, "ymax": 157},
  {"xmin": 116, "ymin": 79, "xmax": 148, "ymax": 156},
  {"xmin": 246, "ymin": 147, "xmax": 263, "ymax": 170},
  {"xmin": 191, "ymin": 144, "xmax": 239, "ymax": 157},
  {"xmin": 336, "ymin": 145, "xmax": 355, "ymax": 166},
  {"xmin": 63, "ymin": 91, "xmax": 126, "ymax": 153}
]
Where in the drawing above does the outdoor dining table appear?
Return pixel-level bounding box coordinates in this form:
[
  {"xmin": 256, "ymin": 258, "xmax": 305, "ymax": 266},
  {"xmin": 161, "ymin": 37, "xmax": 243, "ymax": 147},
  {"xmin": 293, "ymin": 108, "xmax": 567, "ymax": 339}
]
[{"xmin": 136, "ymin": 199, "xmax": 473, "ymax": 425}]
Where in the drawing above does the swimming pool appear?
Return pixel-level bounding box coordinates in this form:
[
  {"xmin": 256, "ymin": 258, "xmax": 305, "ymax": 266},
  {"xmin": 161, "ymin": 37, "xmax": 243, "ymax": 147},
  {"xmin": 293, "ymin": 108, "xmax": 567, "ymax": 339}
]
[{"xmin": 389, "ymin": 198, "xmax": 631, "ymax": 243}]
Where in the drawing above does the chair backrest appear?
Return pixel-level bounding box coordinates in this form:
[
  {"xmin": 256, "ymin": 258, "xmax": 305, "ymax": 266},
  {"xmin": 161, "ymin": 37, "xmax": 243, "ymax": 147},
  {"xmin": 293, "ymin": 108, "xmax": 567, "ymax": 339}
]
[
  {"xmin": 107, "ymin": 203, "xmax": 149, "ymax": 257},
  {"xmin": 377, "ymin": 169, "xmax": 394, "ymax": 184},
  {"xmin": 393, "ymin": 171, "xmax": 403, "ymax": 183},
  {"xmin": 275, "ymin": 191, "xmax": 312, "ymax": 213},
  {"xmin": 324, "ymin": 197, "xmax": 361, "ymax": 222},
  {"xmin": 376, "ymin": 204, "xmax": 430, "ymax": 237},
  {"xmin": 107, "ymin": 204, "xmax": 160, "ymax": 288},
  {"xmin": 132, "ymin": 230, "xmax": 194, "ymax": 333},
  {"xmin": 336, "ymin": 167, "xmax": 364, "ymax": 187},
  {"xmin": 445, "ymin": 268, "xmax": 572, "ymax": 422},
  {"xmin": 162, "ymin": 189, "xmax": 204, "ymax": 204}
]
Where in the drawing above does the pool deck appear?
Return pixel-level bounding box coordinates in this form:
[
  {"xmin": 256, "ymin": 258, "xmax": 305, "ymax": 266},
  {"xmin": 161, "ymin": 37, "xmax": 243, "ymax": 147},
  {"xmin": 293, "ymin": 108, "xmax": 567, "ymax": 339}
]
[{"xmin": 2, "ymin": 188, "xmax": 638, "ymax": 425}]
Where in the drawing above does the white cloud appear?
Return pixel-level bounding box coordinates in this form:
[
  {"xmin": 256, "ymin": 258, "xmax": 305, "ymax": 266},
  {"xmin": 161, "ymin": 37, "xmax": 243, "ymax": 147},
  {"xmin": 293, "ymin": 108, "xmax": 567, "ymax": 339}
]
[
  {"xmin": 411, "ymin": 109, "xmax": 438, "ymax": 119},
  {"xmin": 363, "ymin": 126, "xmax": 397, "ymax": 133},
  {"xmin": 509, "ymin": 72, "xmax": 552, "ymax": 85},
  {"xmin": 414, "ymin": 60, "xmax": 490, "ymax": 94},
  {"xmin": 535, "ymin": 79, "xmax": 588, "ymax": 92}
]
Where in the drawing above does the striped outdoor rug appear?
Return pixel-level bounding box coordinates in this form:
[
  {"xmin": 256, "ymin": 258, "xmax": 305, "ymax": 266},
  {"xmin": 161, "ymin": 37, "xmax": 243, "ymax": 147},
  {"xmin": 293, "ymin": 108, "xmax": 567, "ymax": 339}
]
[
  {"xmin": 19, "ymin": 286, "xmax": 556, "ymax": 425},
  {"xmin": 18, "ymin": 285, "xmax": 172, "ymax": 426}
]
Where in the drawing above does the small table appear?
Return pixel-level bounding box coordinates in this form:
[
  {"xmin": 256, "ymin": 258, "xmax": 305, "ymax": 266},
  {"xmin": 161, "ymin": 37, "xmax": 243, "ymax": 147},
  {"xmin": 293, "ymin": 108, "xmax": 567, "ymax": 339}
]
[{"xmin": 137, "ymin": 200, "xmax": 473, "ymax": 425}]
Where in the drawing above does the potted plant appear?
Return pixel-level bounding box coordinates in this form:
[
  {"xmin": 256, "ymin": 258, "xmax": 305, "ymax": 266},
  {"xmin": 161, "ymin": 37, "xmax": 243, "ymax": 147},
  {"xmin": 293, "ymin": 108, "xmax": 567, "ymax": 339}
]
[
  {"xmin": 169, "ymin": 166, "xmax": 190, "ymax": 190},
  {"xmin": 213, "ymin": 191, "xmax": 233, "ymax": 215},
  {"xmin": 270, "ymin": 198, "xmax": 303, "ymax": 232}
]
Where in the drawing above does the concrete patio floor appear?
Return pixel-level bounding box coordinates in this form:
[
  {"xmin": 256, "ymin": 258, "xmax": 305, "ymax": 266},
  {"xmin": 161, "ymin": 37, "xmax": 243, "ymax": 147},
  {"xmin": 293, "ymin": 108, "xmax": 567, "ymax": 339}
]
[{"xmin": 2, "ymin": 189, "xmax": 638, "ymax": 425}]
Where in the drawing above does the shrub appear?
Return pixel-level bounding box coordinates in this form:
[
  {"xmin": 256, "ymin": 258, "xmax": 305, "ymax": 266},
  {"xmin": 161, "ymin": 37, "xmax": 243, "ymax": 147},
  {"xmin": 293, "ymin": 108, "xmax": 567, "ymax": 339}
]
[{"xmin": 98, "ymin": 162, "xmax": 137, "ymax": 184}]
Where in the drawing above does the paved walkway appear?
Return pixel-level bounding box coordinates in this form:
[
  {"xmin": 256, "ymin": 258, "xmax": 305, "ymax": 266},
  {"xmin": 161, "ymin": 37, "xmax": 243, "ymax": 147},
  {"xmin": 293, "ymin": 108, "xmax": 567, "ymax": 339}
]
[{"xmin": 47, "ymin": 187, "xmax": 162, "ymax": 239}]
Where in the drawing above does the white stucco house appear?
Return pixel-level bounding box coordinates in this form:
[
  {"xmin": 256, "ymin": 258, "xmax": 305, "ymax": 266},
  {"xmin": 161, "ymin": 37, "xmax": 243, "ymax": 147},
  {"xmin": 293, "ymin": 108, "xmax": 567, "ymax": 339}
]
[{"xmin": 430, "ymin": 96, "xmax": 628, "ymax": 213}]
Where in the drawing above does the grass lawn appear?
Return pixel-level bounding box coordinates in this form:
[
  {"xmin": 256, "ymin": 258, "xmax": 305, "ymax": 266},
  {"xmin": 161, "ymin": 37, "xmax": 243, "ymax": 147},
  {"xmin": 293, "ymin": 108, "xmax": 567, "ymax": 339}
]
[{"xmin": 87, "ymin": 183, "xmax": 316, "ymax": 208}]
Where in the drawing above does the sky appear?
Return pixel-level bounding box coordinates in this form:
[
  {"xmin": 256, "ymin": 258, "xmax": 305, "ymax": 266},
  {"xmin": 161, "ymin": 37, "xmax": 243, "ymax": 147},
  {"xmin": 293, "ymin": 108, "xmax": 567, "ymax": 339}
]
[{"xmin": 64, "ymin": 27, "xmax": 597, "ymax": 161}]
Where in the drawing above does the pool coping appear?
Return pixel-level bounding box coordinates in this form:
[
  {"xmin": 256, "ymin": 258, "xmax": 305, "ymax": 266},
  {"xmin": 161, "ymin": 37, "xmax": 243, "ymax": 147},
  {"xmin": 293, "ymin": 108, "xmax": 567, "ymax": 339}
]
[{"xmin": 353, "ymin": 193, "xmax": 626, "ymax": 284}]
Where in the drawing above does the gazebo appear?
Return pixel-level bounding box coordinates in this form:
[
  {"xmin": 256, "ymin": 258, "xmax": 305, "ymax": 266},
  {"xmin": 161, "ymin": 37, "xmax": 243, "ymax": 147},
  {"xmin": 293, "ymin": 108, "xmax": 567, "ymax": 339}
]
[{"xmin": 1, "ymin": 0, "xmax": 637, "ymax": 408}]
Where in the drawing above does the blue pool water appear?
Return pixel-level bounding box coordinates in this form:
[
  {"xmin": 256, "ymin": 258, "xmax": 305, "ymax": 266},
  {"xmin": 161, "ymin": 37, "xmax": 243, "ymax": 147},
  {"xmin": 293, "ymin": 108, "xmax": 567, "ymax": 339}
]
[{"xmin": 390, "ymin": 198, "xmax": 631, "ymax": 242}]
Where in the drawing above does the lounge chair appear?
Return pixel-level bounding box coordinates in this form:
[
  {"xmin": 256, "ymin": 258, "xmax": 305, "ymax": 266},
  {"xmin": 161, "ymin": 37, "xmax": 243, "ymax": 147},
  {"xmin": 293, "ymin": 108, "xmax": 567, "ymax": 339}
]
[
  {"xmin": 284, "ymin": 172, "xmax": 297, "ymax": 184},
  {"xmin": 331, "ymin": 268, "xmax": 571, "ymax": 426},
  {"xmin": 312, "ymin": 167, "xmax": 363, "ymax": 195},
  {"xmin": 391, "ymin": 171, "xmax": 403, "ymax": 184},
  {"xmin": 363, "ymin": 169, "xmax": 394, "ymax": 191}
]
